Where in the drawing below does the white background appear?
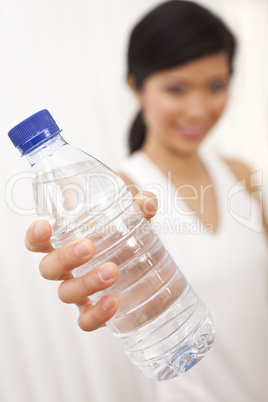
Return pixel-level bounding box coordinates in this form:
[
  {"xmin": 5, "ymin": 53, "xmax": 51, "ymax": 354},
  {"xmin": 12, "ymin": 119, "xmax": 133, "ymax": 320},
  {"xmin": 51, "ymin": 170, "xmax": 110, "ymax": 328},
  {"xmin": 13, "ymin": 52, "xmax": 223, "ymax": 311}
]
[{"xmin": 0, "ymin": 1, "xmax": 267, "ymax": 401}]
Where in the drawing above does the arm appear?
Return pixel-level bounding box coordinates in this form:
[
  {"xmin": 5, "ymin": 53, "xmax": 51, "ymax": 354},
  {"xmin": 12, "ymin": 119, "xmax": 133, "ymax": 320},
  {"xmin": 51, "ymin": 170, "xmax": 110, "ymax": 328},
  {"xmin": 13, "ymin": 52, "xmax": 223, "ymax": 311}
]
[{"xmin": 118, "ymin": 172, "xmax": 158, "ymax": 220}]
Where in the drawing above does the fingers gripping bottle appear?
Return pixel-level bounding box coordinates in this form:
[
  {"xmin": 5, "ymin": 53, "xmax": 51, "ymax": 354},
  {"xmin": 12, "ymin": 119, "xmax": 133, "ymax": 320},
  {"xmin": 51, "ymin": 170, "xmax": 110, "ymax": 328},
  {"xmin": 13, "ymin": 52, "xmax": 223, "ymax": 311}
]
[{"xmin": 8, "ymin": 110, "xmax": 214, "ymax": 381}]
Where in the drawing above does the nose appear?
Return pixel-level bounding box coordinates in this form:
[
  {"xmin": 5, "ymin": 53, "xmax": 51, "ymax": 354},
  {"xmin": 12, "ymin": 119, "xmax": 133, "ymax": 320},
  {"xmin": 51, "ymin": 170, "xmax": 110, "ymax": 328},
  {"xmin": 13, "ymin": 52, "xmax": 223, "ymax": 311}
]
[{"xmin": 184, "ymin": 92, "xmax": 208, "ymax": 122}]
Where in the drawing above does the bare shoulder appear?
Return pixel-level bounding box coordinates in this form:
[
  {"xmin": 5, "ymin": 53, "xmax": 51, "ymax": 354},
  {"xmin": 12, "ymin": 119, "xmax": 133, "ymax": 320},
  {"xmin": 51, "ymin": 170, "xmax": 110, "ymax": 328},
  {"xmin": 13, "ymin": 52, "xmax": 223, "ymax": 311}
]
[
  {"xmin": 222, "ymin": 157, "xmax": 268, "ymax": 235},
  {"xmin": 222, "ymin": 157, "xmax": 251, "ymax": 180},
  {"xmin": 221, "ymin": 157, "xmax": 253, "ymax": 191}
]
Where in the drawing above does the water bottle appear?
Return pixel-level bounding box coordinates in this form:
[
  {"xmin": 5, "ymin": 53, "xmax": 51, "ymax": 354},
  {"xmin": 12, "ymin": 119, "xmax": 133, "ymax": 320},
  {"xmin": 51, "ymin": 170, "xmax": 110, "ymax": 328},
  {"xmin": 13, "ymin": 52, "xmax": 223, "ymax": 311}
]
[{"xmin": 8, "ymin": 109, "xmax": 214, "ymax": 381}]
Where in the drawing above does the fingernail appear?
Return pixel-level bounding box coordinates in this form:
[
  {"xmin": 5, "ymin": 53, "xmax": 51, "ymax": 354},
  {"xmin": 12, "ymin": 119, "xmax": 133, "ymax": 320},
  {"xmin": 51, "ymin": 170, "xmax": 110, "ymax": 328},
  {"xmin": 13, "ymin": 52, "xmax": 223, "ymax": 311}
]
[
  {"xmin": 34, "ymin": 222, "xmax": 44, "ymax": 238},
  {"xmin": 74, "ymin": 241, "xmax": 90, "ymax": 257},
  {"xmin": 101, "ymin": 297, "xmax": 114, "ymax": 311},
  {"xmin": 99, "ymin": 264, "xmax": 114, "ymax": 281}
]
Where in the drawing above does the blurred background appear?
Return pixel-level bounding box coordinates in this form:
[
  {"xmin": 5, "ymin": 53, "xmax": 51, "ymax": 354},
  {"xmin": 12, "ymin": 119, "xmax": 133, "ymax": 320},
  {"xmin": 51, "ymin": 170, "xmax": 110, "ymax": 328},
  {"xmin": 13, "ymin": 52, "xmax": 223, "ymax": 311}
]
[{"xmin": 0, "ymin": 0, "xmax": 267, "ymax": 401}]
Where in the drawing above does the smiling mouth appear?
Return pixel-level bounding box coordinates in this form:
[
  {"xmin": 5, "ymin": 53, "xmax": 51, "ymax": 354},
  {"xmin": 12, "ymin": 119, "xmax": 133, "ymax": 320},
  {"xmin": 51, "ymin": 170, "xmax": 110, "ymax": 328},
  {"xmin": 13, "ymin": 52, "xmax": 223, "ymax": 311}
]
[{"xmin": 175, "ymin": 125, "xmax": 209, "ymax": 139}]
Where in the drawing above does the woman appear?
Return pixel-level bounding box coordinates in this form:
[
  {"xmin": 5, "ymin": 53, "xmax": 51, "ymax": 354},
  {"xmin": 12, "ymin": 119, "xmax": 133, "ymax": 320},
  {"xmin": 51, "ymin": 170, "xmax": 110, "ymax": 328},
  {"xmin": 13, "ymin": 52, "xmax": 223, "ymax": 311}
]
[{"xmin": 26, "ymin": 1, "xmax": 268, "ymax": 401}]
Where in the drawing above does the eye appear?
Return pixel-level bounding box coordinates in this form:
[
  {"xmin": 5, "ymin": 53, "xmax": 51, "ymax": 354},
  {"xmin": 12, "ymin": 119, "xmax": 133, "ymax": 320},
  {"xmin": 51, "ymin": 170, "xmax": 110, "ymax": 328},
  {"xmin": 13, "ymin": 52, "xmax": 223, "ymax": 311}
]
[
  {"xmin": 209, "ymin": 80, "xmax": 228, "ymax": 93},
  {"xmin": 166, "ymin": 86, "xmax": 185, "ymax": 94}
]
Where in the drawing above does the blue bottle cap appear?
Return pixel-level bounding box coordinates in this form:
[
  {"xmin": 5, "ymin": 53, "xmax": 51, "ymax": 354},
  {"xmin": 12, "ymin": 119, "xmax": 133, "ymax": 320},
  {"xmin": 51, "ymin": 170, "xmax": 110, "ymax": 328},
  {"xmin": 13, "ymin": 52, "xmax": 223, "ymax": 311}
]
[{"xmin": 8, "ymin": 109, "xmax": 61, "ymax": 155}]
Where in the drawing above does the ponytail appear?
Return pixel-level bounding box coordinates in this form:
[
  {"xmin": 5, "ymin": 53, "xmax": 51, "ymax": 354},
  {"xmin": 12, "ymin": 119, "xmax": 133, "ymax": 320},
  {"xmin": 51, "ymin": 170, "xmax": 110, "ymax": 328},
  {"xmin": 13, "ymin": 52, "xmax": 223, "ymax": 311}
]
[{"xmin": 128, "ymin": 110, "xmax": 146, "ymax": 154}]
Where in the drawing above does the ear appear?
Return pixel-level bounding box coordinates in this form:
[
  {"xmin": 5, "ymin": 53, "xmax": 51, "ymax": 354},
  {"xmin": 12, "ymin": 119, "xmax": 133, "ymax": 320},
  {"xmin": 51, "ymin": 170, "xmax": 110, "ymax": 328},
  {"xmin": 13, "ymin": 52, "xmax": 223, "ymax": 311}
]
[{"xmin": 126, "ymin": 75, "xmax": 143, "ymax": 107}]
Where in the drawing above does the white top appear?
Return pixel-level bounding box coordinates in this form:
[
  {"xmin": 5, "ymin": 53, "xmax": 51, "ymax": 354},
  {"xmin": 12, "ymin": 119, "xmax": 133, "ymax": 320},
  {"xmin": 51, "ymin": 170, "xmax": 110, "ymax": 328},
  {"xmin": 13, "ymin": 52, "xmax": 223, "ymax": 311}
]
[{"xmin": 120, "ymin": 150, "xmax": 268, "ymax": 402}]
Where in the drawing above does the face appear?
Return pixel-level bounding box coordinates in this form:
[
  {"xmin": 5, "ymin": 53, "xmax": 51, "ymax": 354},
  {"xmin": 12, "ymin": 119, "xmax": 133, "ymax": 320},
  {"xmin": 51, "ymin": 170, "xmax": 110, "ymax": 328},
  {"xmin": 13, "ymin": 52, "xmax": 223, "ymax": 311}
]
[{"xmin": 132, "ymin": 53, "xmax": 230, "ymax": 156}]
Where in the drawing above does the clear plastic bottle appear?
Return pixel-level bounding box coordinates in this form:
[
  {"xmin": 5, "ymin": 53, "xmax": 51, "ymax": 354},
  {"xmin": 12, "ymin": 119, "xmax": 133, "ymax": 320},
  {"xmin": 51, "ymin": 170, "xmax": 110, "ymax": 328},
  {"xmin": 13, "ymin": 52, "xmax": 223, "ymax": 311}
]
[{"xmin": 8, "ymin": 110, "xmax": 215, "ymax": 381}]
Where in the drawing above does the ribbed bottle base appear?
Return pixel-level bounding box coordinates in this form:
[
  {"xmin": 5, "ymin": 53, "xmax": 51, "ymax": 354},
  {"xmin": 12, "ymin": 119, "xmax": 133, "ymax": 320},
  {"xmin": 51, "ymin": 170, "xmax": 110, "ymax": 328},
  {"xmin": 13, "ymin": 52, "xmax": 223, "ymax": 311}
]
[{"xmin": 133, "ymin": 314, "xmax": 214, "ymax": 381}]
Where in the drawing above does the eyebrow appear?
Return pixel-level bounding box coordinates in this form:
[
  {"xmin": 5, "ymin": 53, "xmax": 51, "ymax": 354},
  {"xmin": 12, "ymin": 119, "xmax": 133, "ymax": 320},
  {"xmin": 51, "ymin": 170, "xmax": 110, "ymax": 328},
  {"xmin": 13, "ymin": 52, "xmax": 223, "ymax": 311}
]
[{"xmin": 162, "ymin": 73, "xmax": 229, "ymax": 86}]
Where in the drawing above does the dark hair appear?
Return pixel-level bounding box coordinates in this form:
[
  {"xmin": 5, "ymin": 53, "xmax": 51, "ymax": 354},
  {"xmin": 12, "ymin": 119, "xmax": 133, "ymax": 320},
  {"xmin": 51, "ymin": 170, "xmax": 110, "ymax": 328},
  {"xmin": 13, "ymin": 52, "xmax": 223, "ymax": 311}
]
[{"xmin": 127, "ymin": 0, "xmax": 236, "ymax": 154}]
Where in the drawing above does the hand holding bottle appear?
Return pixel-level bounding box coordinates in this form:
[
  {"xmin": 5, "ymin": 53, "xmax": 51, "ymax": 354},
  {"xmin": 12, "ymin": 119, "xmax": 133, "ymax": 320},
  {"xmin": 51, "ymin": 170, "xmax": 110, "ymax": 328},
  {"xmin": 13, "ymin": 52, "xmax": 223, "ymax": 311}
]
[{"xmin": 25, "ymin": 192, "xmax": 158, "ymax": 331}]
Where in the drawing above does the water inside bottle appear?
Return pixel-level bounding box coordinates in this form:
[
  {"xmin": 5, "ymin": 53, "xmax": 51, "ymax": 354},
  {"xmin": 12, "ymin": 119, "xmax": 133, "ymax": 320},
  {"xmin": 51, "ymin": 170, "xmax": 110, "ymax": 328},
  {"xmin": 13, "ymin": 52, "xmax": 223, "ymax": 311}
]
[{"xmin": 33, "ymin": 160, "xmax": 214, "ymax": 381}]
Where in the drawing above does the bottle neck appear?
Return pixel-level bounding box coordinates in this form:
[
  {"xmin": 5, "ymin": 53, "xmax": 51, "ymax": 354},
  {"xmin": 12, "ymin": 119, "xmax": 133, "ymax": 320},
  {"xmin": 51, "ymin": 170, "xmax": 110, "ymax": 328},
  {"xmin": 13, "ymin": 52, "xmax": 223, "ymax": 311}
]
[{"xmin": 25, "ymin": 133, "xmax": 67, "ymax": 166}]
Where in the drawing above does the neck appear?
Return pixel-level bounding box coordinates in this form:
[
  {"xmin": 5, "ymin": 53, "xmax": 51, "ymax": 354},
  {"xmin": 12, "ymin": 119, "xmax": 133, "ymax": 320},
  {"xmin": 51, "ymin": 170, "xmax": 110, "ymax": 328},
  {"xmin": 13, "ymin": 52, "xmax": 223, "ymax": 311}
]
[{"xmin": 141, "ymin": 140, "xmax": 202, "ymax": 179}]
